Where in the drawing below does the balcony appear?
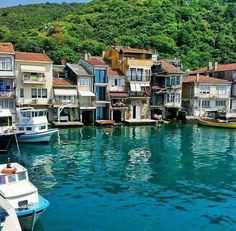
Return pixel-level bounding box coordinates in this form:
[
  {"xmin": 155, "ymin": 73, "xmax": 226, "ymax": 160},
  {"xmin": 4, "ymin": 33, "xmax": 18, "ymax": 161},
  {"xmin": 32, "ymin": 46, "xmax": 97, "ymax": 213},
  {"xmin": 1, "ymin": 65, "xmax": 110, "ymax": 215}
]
[
  {"xmin": 52, "ymin": 98, "xmax": 79, "ymax": 106},
  {"xmin": 129, "ymin": 91, "xmax": 150, "ymax": 98},
  {"xmin": 123, "ymin": 59, "xmax": 153, "ymax": 68},
  {"xmin": 23, "ymin": 73, "xmax": 46, "ymax": 84},
  {"xmin": 0, "ymin": 91, "xmax": 14, "ymax": 98},
  {"xmin": 126, "ymin": 75, "xmax": 151, "ymax": 82}
]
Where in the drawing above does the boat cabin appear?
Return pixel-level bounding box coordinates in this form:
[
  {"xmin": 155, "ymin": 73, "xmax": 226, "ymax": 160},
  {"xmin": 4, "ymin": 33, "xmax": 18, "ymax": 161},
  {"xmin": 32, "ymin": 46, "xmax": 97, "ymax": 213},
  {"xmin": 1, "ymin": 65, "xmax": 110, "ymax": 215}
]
[{"xmin": 0, "ymin": 162, "xmax": 38, "ymax": 209}]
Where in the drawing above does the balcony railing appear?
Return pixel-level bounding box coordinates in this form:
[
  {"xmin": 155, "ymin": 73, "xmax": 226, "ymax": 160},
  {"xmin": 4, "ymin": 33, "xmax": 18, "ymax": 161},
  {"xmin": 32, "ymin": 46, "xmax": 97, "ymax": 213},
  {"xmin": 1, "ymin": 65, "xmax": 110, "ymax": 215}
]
[
  {"xmin": 126, "ymin": 75, "xmax": 151, "ymax": 82},
  {"xmin": 23, "ymin": 74, "xmax": 46, "ymax": 84},
  {"xmin": 52, "ymin": 98, "xmax": 78, "ymax": 105},
  {"xmin": 79, "ymin": 101, "xmax": 96, "ymax": 107},
  {"xmin": 0, "ymin": 91, "xmax": 14, "ymax": 98},
  {"xmin": 129, "ymin": 91, "xmax": 150, "ymax": 97}
]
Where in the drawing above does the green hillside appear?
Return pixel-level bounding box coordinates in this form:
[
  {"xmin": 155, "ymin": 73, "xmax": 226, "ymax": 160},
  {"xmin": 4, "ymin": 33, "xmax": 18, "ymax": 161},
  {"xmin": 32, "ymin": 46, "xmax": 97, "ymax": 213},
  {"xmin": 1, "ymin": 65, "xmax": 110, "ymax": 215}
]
[{"xmin": 0, "ymin": 0, "xmax": 235, "ymax": 69}]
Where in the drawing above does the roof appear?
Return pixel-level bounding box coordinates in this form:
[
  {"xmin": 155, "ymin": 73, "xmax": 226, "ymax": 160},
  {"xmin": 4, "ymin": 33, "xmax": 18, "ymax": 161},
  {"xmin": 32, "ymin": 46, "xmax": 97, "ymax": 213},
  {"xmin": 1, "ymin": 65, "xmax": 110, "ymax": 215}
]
[
  {"xmin": 196, "ymin": 63, "xmax": 236, "ymax": 73},
  {"xmin": 183, "ymin": 75, "xmax": 231, "ymax": 84},
  {"xmin": 0, "ymin": 43, "xmax": 14, "ymax": 54},
  {"xmin": 53, "ymin": 78, "xmax": 75, "ymax": 87},
  {"xmin": 112, "ymin": 45, "xmax": 152, "ymax": 55},
  {"xmin": 107, "ymin": 68, "xmax": 124, "ymax": 77},
  {"xmin": 15, "ymin": 52, "xmax": 51, "ymax": 62},
  {"xmin": 87, "ymin": 57, "xmax": 107, "ymax": 66},
  {"xmin": 67, "ymin": 63, "xmax": 90, "ymax": 76},
  {"xmin": 159, "ymin": 60, "xmax": 183, "ymax": 74}
]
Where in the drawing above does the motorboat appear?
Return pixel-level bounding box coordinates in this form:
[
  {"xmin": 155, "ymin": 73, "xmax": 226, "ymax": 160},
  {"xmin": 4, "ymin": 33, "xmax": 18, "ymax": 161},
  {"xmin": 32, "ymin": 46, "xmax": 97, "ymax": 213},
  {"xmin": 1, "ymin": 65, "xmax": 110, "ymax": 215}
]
[
  {"xmin": 16, "ymin": 107, "xmax": 58, "ymax": 143},
  {"xmin": 0, "ymin": 109, "xmax": 18, "ymax": 152},
  {"xmin": 197, "ymin": 118, "xmax": 236, "ymax": 128},
  {"xmin": 0, "ymin": 159, "xmax": 49, "ymax": 230}
]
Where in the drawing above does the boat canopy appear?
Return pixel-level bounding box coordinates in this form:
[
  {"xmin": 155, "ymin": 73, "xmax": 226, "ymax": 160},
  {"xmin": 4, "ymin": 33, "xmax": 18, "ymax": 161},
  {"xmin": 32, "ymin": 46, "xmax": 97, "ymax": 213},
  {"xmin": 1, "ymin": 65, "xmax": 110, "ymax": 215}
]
[{"xmin": 0, "ymin": 109, "xmax": 12, "ymax": 118}]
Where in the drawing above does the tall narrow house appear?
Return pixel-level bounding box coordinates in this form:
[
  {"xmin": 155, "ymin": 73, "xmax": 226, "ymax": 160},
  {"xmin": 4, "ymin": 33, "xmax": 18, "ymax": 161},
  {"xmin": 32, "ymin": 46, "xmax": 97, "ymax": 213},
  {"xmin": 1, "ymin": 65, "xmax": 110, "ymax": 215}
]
[
  {"xmin": 78, "ymin": 57, "xmax": 110, "ymax": 121},
  {"xmin": 104, "ymin": 46, "xmax": 153, "ymax": 120},
  {"xmin": 15, "ymin": 52, "xmax": 53, "ymax": 109},
  {"xmin": 0, "ymin": 43, "xmax": 16, "ymax": 120}
]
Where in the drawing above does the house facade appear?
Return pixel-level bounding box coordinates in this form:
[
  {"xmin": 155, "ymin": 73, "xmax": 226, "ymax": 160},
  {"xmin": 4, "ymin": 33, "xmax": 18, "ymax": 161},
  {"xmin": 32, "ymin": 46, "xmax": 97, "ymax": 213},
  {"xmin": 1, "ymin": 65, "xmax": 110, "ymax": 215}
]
[
  {"xmin": 104, "ymin": 46, "xmax": 153, "ymax": 120},
  {"xmin": 182, "ymin": 74, "xmax": 231, "ymax": 117},
  {"xmin": 151, "ymin": 60, "xmax": 183, "ymax": 119},
  {"xmin": 50, "ymin": 78, "xmax": 79, "ymax": 123},
  {"xmin": 107, "ymin": 67, "xmax": 129, "ymax": 122},
  {"xmin": 15, "ymin": 52, "xmax": 53, "ymax": 109},
  {"xmin": 197, "ymin": 62, "xmax": 236, "ymax": 111},
  {"xmin": 0, "ymin": 43, "xmax": 16, "ymax": 120},
  {"xmin": 64, "ymin": 63, "xmax": 96, "ymax": 124},
  {"xmin": 78, "ymin": 57, "xmax": 110, "ymax": 121}
]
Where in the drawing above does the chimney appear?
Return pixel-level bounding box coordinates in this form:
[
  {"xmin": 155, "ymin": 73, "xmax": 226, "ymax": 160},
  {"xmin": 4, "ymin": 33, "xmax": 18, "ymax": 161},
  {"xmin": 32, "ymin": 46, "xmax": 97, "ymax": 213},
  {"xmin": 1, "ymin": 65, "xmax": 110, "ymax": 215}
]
[
  {"xmin": 102, "ymin": 51, "xmax": 105, "ymax": 57},
  {"xmin": 84, "ymin": 52, "xmax": 88, "ymax": 60},
  {"xmin": 208, "ymin": 62, "xmax": 213, "ymax": 71},
  {"xmin": 60, "ymin": 58, "xmax": 65, "ymax": 65},
  {"xmin": 196, "ymin": 73, "xmax": 200, "ymax": 82},
  {"xmin": 214, "ymin": 62, "xmax": 218, "ymax": 70}
]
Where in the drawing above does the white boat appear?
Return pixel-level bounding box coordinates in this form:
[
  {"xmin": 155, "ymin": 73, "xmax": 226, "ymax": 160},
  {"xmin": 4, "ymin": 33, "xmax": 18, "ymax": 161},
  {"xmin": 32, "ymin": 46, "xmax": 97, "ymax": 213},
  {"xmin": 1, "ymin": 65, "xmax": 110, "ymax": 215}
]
[
  {"xmin": 0, "ymin": 159, "xmax": 49, "ymax": 230},
  {"xmin": 16, "ymin": 107, "xmax": 58, "ymax": 143}
]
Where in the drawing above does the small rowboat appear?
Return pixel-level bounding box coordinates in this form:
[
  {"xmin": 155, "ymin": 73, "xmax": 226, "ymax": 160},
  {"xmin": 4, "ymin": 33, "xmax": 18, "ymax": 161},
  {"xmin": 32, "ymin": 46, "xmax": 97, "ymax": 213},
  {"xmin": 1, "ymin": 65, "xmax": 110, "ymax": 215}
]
[{"xmin": 197, "ymin": 118, "xmax": 236, "ymax": 128}]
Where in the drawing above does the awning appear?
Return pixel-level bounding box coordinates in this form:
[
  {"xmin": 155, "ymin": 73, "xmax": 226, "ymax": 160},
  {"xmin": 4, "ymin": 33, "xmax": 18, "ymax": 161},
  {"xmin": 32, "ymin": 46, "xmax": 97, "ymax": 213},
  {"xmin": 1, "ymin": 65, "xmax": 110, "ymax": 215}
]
[
  {"xmin": 79, "ymin": 91, "xmax": 95, "ymax": 97},
  {"xmin": 21, "ymin": 65, "xmax": 46, "ymax": 73},
  {"xmin": 54, "ymin": 89, "xmax": 77, "ymax": 96},
  {"xmin": 109, "ymin": 92, "xmax": 129, "ymax": 99},
  {"xmin": 140, "ymin": 83, "xmax": 150, "ymax": 87},
  {"xmin": 130, "ymin": 83, "xmax": 141, "ymax": 92},
  {"xmin": 0, "ymin": 109, "xmax": 12, "ymax": 117}
]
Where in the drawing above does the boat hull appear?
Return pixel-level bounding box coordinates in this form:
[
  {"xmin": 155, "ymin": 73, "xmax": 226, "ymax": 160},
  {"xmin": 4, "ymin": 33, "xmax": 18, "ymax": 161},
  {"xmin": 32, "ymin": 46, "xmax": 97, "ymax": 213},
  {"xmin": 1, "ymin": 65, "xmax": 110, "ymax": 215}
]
[
  {"xmin": 18, "ymin": 129, "xmax": 58, "ymax": 143},
  {"xmin": 16, "ymin": 195, "xmax": 49, "ymax": 231},
  {"xmin": 0, "ymin": 133, "xmax": 14, "ymax": 153},
  {"xmin": 197, "ymin": 119, "xmax": 236, "ymax": 128}
]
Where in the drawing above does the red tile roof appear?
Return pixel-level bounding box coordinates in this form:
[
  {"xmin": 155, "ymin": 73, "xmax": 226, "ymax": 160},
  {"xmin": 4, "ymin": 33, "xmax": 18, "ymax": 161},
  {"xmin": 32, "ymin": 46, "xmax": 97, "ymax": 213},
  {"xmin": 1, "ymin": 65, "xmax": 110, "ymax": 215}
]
[
  {"xmin": 107, "ymin": 68, "xmax": 124, "ymax": 77},
  {"xmin": 87, "ymin": 57, "xmax": 106, "ymax": 66},
  {"xmin": 196, "ymin": 63, "xmax": 236, "ymax": 73},
  {"xmin": 183, "ymin": 75, "xmax": 231, "ymax": 84},
  {"xmin": 0, "ymin": 43, "xmax": 14, "ymax": 53},
  {"xmin": 53, "ymin": 78, "xmax": 74, "ymax": 87},
  {"xmin": 15, "ymin": 52, "xmax": 51, "ymax": 62},
  {"xmin": 160, "ymin": 60, "xmax": 183, "ymax": 74}
]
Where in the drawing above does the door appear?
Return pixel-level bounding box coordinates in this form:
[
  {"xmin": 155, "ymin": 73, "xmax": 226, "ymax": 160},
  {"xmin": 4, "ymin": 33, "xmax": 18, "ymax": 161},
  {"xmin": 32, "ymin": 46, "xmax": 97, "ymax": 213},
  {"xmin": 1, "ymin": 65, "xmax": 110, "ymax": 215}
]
[{"xmin": 133, "ymin": 105, "xmax": 141, "ymax": 119}]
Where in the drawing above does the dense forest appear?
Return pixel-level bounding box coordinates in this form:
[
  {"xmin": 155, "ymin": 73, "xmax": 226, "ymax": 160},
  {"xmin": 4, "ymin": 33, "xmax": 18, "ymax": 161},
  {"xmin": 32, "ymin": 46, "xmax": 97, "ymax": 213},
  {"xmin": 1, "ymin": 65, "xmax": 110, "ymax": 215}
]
[{"xmin": 0, "ymin": 0, "xmax": 235, "ymax": 69}]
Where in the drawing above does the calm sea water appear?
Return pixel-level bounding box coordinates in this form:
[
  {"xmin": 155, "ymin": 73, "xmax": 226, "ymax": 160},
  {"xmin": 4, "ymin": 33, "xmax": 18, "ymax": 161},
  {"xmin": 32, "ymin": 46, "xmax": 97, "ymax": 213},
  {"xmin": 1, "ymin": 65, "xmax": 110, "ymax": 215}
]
[{"xmin": 2, "ymin": 123, "xmax": 236, "ymax": 231}]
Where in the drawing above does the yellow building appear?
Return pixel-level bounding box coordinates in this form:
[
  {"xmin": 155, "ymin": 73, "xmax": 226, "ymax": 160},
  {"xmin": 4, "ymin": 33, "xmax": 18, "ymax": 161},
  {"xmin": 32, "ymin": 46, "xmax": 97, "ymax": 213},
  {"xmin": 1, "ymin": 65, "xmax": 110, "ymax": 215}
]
[
  {"xmin": 182, "ymin": 74, "xmax": 231, "ymax": 117},
  {"xmin": 15, "ymin": 52, "xmax": 53, "ymax": 109},
  {"xmin": 104, "ymin": 46, "xmax": 153, "ymax": 120}
]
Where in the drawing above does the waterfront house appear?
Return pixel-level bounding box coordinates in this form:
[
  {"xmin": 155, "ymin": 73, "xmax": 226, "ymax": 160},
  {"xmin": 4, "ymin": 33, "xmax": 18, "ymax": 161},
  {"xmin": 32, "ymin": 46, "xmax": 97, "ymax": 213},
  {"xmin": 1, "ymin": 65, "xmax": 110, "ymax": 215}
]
[
  {"xmin": 0, "ymin": 43, "xmax": 16, "ymax": 121},
  {"xmin": 104, "ymin": 46, "xmax": 152, "ymax": 120},
  {"xmin": 151, "ymin": 60, "xmax": 184, "ymax": 119},
  {"xmin": 50, "ymin": 77, "xmax": 79, "ymax": 124},
  {"xmin": 64, "ymin": 63, "xmax": 96, "ymax": 124},
  {"xmin": 15, "ymin": 52, "xmax": 53, "ymax": 110},
  {"xmin": 78, "ymin": 56, "xmax": 110, "ymax": 121},
  {"xmin": 107, "ymin": 67, "xmax": 129, "ymax": 122},
  {"xmin": 182, "ymin": 74, "xmax": 231, "ymax": 117},
  {"xmin": 196, "ymin": 62, "xmax": 236, "ymax": 113}
]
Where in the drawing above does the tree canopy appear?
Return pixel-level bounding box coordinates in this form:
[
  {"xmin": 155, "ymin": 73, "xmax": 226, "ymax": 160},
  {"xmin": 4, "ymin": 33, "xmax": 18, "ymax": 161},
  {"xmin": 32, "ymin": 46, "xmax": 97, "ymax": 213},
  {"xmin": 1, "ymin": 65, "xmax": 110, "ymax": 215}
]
[{"xmin": 0, "ymin": 0, "xmax": 235, "ymax": 70}]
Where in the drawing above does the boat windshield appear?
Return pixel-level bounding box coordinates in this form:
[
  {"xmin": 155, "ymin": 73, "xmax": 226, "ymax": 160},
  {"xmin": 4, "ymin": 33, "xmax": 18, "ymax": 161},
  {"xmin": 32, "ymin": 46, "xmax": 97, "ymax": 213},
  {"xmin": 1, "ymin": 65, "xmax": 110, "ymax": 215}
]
[
  {"xmin": 21, "ymin": 110, "xmax": 47, "ymax": 118},
  {"xmin": 0, "ymin": 171, "xmax": 27, "ymax": 185},
  {"xmin": 0, "ymin": 175, "xmax": 6, "ymax": 185}
]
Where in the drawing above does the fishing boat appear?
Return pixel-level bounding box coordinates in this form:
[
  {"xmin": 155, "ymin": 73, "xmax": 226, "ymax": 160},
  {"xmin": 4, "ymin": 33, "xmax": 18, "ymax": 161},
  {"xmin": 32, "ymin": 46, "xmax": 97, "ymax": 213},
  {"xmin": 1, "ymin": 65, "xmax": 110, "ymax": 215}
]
[
  {"xmin": 0, "ymin": 109, "xmax": 17, "ymax": 152},
  {"xmin": 197, "ymin": 118, "xmax": 236, "ymax": 128},
  {"xmin": 16, "ymin": 107, "xmax": 58, "ymax": 143},
  {"xmin": 0, "ymin": 159, "xmax": 49, "ymax": 230}
]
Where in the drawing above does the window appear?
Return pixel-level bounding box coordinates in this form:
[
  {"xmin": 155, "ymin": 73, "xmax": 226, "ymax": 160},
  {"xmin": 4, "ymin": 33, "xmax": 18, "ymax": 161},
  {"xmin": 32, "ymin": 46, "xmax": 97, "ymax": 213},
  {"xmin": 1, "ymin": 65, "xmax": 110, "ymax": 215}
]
[
  {"xmin": 216, "ymin": 100, "xmax": 226, "ymax": 106},
  {"xmin": 0, "ymin": 57, "xmax": 12, "ymax": 71},
  {"xmin": 166, "ymin": 77, "xmax": 170, "ymax": 87},
  {"xmin": 0, "ymin": 176, "xmax": 6, "ymax": 185},
  {"xmin": 31, "ymin": 88, "xmax": 37, "ymax": 98},
  {"xmin": 171, "ymin": 76, "xmax": 176, "ymax": 85},
  {"xmin": 38, "ymin": 89, "xmax": 42, "ymax": 98},
  {"xmin": 20, "ymin": 88, "xmax": 24, "ymax": 98},
  {"xmin": 42, "ymin": 89, "xmax": 47, "ymax": 98},
  {"xmin": 80, "ymin": 79, "xmax": 89, "ymax": 86},
  {"xmin": 96, "ymin": 87, "xmax": 106, "ymax": 101},
  {"xmin": 18, "ymin": 172, "xmax": 26, "ymax": 181},
  {"xmin": 26, "ymin": 127, "xmax": 32, "ymax": 131},
  {"xmin": 8, "ymin": 175, "xmax": 16, "ymax": 183},
  {"xmin": 137, "ymin": 69, "xmax": 143, "ymax": 81},
  {"xmin": 176, "ymin": 93, "xmax": 181, "ymax": 103},
  {"xmin": 199, "ymin": 100, "xmax": 210, "ymax": 108},
  {"xmin": 39, "ymin": 125, "xmax": 46, "ymax": 130},
  {"xmin": 199, "ymin": 86, "xmax": 210, "ymax": 95},
  {"xmin": 170, "ymin": 93, "xmax": 175, "ymax": 102},
  {"xmin": 216, "ymin": 86, "xmax": 226, "ymax": 95},
  {"xmin": 176, "ymin": 76, "xmax": 180, "ymax": 85},
  {"xmin": 95, "ymin": 69, "xmax": 106, "ymax": 83},
  {"xmin": 130, "ymin": 68, "xmax": 136, "ymax": 81}
]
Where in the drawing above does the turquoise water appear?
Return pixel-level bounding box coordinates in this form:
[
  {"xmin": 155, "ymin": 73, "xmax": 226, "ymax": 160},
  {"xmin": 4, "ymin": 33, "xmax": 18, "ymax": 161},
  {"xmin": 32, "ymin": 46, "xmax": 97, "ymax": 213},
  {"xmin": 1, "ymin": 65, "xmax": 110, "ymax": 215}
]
[{"xmin": 2, "ymin": 123, "xmax": 236, "ymax": 231}]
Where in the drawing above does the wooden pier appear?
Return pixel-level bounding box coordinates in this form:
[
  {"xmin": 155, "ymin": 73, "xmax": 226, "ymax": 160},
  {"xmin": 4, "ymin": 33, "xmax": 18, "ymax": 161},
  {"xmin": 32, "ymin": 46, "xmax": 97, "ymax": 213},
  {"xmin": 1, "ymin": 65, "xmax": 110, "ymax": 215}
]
[
  {"xmin": 124, "ymin": 119, "xmax": 156, "ymax": 126},
  {"xmin": 51, "ymin": 121, "xmax": 84, "ymax": 127},
  {"xmin": 0, "ymin": 196, "xmax": 22, "ymax": 231},
  {"xmin": 95, "ymin": 120, "xmax": 115, "ymax": 127}
]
